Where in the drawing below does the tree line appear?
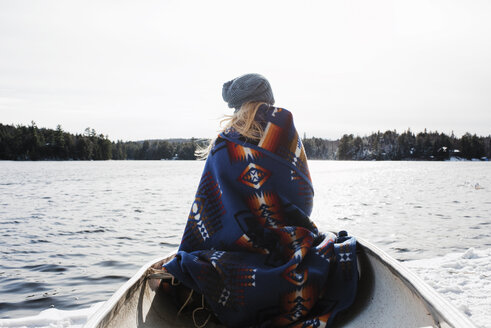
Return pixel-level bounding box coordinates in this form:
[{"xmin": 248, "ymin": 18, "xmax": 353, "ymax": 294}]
[
  {"xmin": 304, "ymin": 129, "xmax": 490, "ymax": 160},
  {"xmin": 1, "ymin": 122, "xmax": 489, "ymax": 161},
  {"xmin": 0, "ymin": 122, "xmax": 206, "ymax": 160}
]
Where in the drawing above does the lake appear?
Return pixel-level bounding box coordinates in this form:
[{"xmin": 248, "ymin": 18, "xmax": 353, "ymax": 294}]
[{"xmin": 0, "ymin": 160, "xmax": 490, "ymax": 327}]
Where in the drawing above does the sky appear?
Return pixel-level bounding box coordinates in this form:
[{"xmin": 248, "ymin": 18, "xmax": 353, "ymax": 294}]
[{"xmin": 0, "ymin": 0, "xmax": 490, "ymax": 141}]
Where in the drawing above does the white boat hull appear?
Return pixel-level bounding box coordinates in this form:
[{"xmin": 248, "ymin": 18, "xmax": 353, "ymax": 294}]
[{"xmin": 84, "ymin": 237, "xmax": 476, "ymax": 328}]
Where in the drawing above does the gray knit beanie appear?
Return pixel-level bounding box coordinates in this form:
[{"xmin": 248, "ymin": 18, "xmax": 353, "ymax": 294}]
[{"xmin": 222, "ymin": 73, "xmax": 275, "ymax": 110}]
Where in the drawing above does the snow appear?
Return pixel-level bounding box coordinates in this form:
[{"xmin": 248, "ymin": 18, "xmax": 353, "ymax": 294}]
[
  {"xmin": 0, "ymin": 303, "xmax": 104, "ymax": 328},
  {"xmin": 405, "ymin": 248, "xmax": 491, "ymax": 328}
]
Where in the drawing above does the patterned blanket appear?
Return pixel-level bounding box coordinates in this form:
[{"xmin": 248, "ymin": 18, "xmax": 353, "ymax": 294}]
[{"xmin": 164, "ymin": 105, "xmax": 358, "ymax": 327}]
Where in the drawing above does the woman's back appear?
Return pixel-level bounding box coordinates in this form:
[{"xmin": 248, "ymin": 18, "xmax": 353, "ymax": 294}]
[{"xmin": 162, "ymin": 74, "xmax": 358, "ymax": 327}]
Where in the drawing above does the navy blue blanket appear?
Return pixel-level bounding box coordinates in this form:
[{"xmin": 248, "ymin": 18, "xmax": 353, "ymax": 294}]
[{"xmin": 164, "ymin": 105, "xmax": 358, "ymax": 327}]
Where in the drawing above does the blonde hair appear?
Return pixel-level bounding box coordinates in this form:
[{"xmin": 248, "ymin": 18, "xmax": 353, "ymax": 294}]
[{"xmin": 195, "ymin": 102, "xmax": 267, "ymax": 159}]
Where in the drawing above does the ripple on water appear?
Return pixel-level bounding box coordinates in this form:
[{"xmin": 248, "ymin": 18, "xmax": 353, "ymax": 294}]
[
  {"xmin": 77, "ymin": 229, "xmax": 107, "ymax": 234},
  {"xmin": 48, "ymin": 228, "xmax": 109, "ymax": 237},
  {"xmin": 0, "ymin": 220, "xmax": 22, "ymax": 225},
  {"xmin": 393, "ymin": 247, "xmax": 411, "ymax": 253},
  {"xmin": 6, "ymin": 249, "xmax": 44, "ymax": 255},
  {"xmin": 30, "ymin": 239, "xmax": 50, "ymax": 244},
  {"xmin": 0, "ymin": 296, "xmax": 57, "ymax": 315},
  {"xmin": 115, "ymin": 236, "xmax": 133, "ymax": 240},
  {"xmin": 159, "ymin": 241, "xmax": 179, "ymax": 247},
  {"xmin": 95, "ymin": 260, "xmax": 133, "ymax": 268},
  {"xmin": 69, "ymin": 275, "xmax": 129, "ymax": 284},
  {"xmin": 22, "ymin": 264, "xmax": 70, "ymax": 273},
  {"xmin": 2, "ymin": 281, "xmax": 47, "ymax": 294},
  {"xmin": 48, "ymin": 253, "xmax": 87, "ymax": 259}
]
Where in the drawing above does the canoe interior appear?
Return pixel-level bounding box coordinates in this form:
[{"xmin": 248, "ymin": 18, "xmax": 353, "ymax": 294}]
[{"xmin": 84, "ymin": 239, "xmax": 476, "ymax": 328}]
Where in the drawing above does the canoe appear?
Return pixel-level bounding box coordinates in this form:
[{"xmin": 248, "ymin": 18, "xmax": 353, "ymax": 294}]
[{"xmin": 83, "ymin": 237, "xmax": 476, "ymax": 328}]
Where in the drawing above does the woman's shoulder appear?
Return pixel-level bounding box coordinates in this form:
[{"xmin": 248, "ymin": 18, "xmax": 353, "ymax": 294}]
[
  {"xmin": 219, "ymin": 104, "xmax": 297, "ymax": 146},
  {"xmin": 258, "ymin": 104, "xmax": 295, "ymax": 126}
]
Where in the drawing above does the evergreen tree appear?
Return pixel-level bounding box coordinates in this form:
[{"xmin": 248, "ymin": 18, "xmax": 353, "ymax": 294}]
[{"xmin": 337, "ymin": 134, "xmax": 354, "ymax": 160}]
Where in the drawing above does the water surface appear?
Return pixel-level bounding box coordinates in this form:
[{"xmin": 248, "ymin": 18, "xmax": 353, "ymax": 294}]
[{"xmin": 0, "ymin": 160, "xmax": 489, "ymax": 319}]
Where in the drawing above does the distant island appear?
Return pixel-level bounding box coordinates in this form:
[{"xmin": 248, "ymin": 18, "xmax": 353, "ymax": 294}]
[{"xmin": 0, "ymin": 122, "xmax": 489, "ymax": 161}]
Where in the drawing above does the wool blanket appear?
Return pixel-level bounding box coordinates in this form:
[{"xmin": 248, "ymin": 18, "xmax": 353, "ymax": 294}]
[{"xmin": 164, "ymin": 105, "xmax": 358, "ymax": 327}]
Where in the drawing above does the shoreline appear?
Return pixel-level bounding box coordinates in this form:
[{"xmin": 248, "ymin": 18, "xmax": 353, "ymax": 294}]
[{"xmin": 0, "ymin": 157, "xmax": 489, "ymax": 162}]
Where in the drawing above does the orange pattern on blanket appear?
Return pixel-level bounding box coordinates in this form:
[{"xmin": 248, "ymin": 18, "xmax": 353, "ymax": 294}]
[
  {"xmin": 227, "ymin": 142, "xmax": 262, "ymax": 162},
  {"xmin": 246, "ymin": 192, "xmax": 285, "ymax": 228},
  {"xmin": 258, "ymin": 122, "xmax": 283, "ymax": 153}
]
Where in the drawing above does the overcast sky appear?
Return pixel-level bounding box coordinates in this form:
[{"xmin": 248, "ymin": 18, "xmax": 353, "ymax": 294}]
[{"xmin": 0, "ymin": 0, "xmax": 490, "ymax": 141}]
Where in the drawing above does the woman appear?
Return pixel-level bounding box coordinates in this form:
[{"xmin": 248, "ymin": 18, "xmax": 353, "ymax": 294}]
[{"xmin": 162, "ymin": 74, "xmax": 358, "ymax": 327}]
